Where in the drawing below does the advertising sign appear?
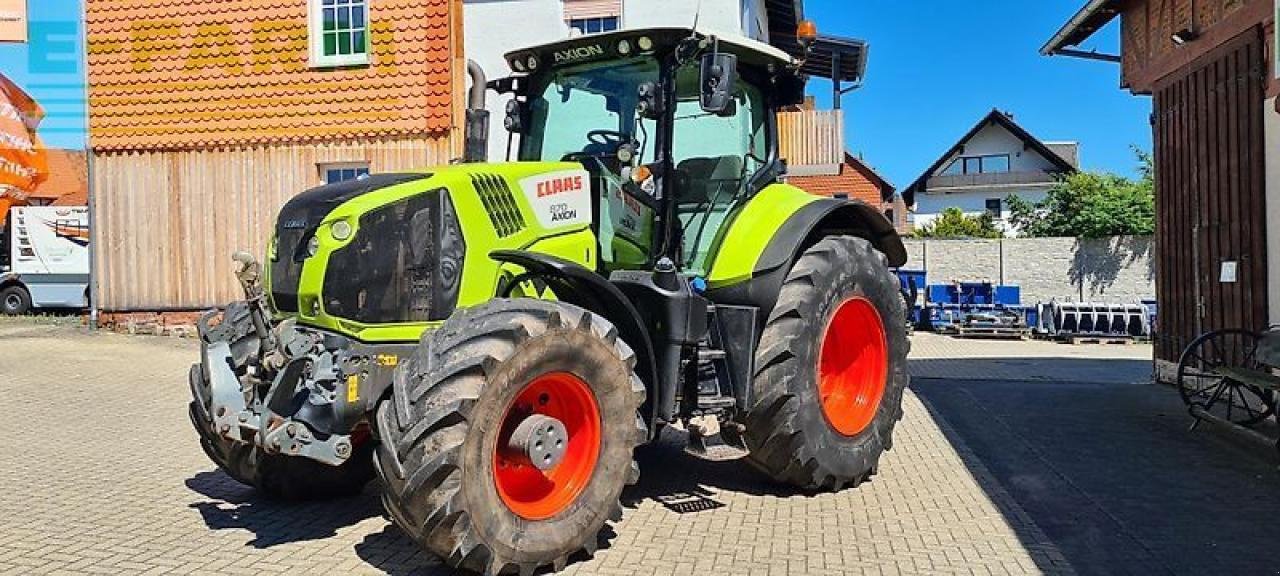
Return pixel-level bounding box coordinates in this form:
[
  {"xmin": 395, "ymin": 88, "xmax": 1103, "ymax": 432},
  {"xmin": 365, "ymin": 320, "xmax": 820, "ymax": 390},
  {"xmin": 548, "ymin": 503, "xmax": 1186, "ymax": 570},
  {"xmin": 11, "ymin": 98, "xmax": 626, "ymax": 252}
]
[{"xmin": 0, "ymin": 0, "xmax": 26, "ymax": 44}]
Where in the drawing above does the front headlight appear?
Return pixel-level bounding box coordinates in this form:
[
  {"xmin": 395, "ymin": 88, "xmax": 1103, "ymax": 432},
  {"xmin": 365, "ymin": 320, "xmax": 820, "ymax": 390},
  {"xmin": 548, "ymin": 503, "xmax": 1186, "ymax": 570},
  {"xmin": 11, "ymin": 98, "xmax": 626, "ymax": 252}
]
[
  {"xmin": 306, "ymin": 235, "xmax": 320, "ymax": 257},
  {"xmin": 331, "ymin": 219, "xmax": 353, "ymax": 242}
]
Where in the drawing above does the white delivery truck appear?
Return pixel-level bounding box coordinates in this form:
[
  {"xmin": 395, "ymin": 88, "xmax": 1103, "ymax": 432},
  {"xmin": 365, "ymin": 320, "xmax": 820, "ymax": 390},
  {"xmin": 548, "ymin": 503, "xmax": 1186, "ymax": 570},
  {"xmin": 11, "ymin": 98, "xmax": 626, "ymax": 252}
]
[{"xmin": 0, "ymin": 206, "xmax": 91, "ymax": 315}]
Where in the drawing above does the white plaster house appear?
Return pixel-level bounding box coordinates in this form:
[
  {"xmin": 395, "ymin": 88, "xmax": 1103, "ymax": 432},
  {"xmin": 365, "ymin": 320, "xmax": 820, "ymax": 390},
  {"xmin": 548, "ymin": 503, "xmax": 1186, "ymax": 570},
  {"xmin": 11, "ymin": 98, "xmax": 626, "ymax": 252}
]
[{"xmin": 903, "ymin": 110, "xmax": 1079, "ymax": 236}]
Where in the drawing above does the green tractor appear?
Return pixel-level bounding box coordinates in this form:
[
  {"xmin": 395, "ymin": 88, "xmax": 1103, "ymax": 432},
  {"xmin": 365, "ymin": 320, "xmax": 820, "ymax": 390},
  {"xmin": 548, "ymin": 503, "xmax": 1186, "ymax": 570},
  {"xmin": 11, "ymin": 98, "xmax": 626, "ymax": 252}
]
[{"xmin": 189, "ymin": 26, "xmax": 909, "ymax": 575}]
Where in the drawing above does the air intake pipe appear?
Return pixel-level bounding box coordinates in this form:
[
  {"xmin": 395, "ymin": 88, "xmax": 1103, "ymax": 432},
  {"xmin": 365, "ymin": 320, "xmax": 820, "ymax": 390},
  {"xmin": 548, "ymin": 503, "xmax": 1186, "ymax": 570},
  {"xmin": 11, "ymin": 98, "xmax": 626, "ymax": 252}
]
[{"xmin": 464, "ymin": 60, "xmax": 490, "ymax": 163}]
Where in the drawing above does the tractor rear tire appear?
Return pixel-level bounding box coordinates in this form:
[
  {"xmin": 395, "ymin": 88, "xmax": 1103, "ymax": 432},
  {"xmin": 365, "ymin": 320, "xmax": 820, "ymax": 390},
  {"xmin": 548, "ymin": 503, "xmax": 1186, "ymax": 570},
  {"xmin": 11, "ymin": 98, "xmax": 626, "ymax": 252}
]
[
  {"xmin": 744, "ymin": 236, "xmax": 910, "ymax": 491},
  {"xmin": 1, "ymin": 285, "xmax": 31, "ymax": 315},
  {"xmin": 374, "ymin": 299, "xmax": 646, "ymax": 575},
  {"xmin": 187, "ymin": 365, "xmax": 375, "ymax": 500}
]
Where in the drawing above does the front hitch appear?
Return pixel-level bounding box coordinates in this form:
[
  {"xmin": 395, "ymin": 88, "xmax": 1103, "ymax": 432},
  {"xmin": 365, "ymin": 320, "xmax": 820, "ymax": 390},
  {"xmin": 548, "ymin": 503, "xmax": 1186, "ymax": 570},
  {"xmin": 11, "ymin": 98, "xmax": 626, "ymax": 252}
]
[
  {"xmin": 194, "ymin": 307, "xmax": 359, "ymax": 466},
  {"xmin": 190, "ymin": 253, "xmax": 363, "ymax": 467}
]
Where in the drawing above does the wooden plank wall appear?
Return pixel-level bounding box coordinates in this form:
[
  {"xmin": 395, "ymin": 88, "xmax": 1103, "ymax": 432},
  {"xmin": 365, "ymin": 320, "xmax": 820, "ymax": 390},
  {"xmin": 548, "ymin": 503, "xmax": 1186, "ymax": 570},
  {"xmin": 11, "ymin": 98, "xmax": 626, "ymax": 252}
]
[
  {"xmin": 1151, "ymin": 27, "xmax": 1268, "ymax": 364},
  {"xmin": 91, "ymin": 135, "xmax": 455, "ymax": 311},
  {"xmin": 562, "ymin": 0, "xmax": 621, "ymax": 19},
  {"xmin": 777, "ymin": 109, "xmax": 844, "ymax": 168}
]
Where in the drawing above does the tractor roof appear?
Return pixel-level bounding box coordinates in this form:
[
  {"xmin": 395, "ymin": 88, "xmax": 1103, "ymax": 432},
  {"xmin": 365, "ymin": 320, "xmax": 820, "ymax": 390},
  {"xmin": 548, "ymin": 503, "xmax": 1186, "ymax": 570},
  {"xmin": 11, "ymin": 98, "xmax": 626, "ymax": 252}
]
[{"xmin": 505, "ymin": 27, "xmax": 796, "ymax": 75}]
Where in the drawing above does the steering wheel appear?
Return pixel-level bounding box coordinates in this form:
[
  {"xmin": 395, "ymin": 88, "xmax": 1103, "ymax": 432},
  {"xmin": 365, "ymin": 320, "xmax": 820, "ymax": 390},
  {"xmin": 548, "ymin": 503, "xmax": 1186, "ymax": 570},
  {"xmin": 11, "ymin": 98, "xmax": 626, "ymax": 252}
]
[{"xmin": 587, "ymin": 130, "xmax": 629, "ymax": 148}]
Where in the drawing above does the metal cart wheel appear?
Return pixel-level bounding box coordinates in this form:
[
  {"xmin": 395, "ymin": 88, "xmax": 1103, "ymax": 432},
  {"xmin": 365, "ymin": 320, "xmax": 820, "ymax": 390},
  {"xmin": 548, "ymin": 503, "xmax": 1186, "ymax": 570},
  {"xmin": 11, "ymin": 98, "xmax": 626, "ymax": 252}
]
[{"xmin": 1177, "ymin": 329, "xmax": 1277, "ymax": 428}]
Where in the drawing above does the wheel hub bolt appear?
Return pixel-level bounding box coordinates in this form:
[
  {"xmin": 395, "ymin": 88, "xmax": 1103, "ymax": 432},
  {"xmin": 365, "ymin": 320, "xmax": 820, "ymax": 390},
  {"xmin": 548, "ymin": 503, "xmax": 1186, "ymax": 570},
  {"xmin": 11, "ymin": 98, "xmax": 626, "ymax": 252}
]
[{"xmin": 506, "ymin": 414, "xmax": 569, "ymax": 471}]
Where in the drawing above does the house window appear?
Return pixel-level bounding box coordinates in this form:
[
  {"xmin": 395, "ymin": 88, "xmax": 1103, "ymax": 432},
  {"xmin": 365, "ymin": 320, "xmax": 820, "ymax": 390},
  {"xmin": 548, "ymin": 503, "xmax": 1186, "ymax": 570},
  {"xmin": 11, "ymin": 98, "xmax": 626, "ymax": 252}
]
[
  {"xmin": 321, "ymin": 163, "xmax": 370, "ymax": 184},
  {"xmin": 568, "ymin": 16, "xmax": 620, "ymax": 35},
  {"xmin": 310, "ymin": 0, "xmax": 369, "ymax": 68},
  {"xmin": 985, "ymin": 198, "xmax": 1003, "ymax": 217},
  {"xmin": 942, "ymin": 154, "xmax": 1012, "ymax": 176}
]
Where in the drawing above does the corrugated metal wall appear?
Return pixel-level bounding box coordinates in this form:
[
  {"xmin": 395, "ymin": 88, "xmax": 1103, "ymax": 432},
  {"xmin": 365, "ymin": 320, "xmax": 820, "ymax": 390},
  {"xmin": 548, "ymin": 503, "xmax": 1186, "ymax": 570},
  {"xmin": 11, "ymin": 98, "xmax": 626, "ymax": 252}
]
[
  {"xmin": 1152, "ymin": 27, "xmax": 1269, "ymax": 364},
  {"xmin": 91, "ymin": 135, "xmax": 456, "ymax": 311}
]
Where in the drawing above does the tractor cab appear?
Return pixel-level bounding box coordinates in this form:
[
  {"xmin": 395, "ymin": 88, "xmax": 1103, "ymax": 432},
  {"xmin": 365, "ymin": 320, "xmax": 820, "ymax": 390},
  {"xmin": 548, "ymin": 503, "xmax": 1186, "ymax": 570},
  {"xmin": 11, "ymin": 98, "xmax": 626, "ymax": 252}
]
[{"xmin": 493, "ymin": 28, "xmax": 807, "ymax": 275}]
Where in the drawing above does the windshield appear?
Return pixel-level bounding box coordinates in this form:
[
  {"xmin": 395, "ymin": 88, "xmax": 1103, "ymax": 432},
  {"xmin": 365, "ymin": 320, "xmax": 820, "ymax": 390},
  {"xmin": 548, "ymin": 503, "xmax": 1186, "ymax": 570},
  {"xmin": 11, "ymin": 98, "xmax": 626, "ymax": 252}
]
[{"xmin": 520, "ymin": 58, "xmax": 659, "ymax": 162}]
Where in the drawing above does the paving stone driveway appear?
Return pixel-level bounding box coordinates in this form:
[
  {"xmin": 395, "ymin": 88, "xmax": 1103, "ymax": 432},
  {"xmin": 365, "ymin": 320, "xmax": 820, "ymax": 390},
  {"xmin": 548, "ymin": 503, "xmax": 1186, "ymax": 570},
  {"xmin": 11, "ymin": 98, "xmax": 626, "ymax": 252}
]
[{"xmin": 2, "ymin": 320, "xmax": 1163, "ymax": 575}]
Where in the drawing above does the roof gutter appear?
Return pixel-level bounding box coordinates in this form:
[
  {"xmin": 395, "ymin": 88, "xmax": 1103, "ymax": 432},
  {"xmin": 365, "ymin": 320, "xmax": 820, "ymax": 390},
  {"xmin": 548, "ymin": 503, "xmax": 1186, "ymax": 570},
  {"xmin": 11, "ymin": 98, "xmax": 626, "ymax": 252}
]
[{"xmin": 1040, "ymin": 0, "xmax": 1121, "ymax": 59}]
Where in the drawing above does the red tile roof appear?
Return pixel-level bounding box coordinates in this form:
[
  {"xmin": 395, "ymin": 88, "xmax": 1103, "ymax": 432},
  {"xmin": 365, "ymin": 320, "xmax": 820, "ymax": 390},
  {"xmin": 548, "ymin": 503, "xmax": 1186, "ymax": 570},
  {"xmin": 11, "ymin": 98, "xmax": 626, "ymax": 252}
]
[
  {"xmin": 28, "ymin": 149, "xmax": 89, "ymax": 206},
  {"xmin": 87, "ymin": 0, "xmax": 458, "ymax": 151},
  {"xmin": 789, "ymin": 153, "xmax": 895, "ymax": 206}
]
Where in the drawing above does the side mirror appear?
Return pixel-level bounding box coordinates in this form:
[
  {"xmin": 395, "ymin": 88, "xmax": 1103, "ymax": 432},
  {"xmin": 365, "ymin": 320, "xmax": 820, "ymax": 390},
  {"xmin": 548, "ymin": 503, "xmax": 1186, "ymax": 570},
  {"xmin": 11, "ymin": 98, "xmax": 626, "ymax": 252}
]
[{"xmin": 699, "ymin": 52, "xmax": 738, "ymax": 117}]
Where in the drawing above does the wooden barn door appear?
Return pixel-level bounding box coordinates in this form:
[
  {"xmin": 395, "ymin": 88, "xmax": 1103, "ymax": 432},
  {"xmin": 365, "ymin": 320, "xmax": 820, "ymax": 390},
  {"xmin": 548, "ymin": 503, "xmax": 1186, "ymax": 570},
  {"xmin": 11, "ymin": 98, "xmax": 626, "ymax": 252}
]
[{"xmin": 1152, "ymin": 28, "xmax": 1269, "ymax": 367}]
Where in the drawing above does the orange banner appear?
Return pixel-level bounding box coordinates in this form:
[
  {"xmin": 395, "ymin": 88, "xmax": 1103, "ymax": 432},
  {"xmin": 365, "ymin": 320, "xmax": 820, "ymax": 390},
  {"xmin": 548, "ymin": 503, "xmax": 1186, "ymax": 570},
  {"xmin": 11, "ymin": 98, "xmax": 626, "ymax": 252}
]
[{"xmin": 0, "ymin": 72, "xmax": 47, "ymax": 204}]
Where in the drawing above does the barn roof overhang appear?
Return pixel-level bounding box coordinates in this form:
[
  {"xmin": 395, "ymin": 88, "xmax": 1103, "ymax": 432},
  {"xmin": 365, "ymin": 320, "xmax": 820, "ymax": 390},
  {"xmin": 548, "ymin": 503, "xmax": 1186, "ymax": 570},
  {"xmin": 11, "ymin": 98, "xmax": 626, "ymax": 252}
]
[{"xmin": 1041, "ymin": 0, "xmax": 1123, "ymax": 59}]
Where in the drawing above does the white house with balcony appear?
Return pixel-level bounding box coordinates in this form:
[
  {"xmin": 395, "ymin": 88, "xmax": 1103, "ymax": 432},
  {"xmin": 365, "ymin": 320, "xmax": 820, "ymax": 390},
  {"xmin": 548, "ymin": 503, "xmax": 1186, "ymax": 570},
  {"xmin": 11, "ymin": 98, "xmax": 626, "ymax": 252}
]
[{"xmin": 903, "ymin": 109, "xmax": 1079, "ymax": 235}]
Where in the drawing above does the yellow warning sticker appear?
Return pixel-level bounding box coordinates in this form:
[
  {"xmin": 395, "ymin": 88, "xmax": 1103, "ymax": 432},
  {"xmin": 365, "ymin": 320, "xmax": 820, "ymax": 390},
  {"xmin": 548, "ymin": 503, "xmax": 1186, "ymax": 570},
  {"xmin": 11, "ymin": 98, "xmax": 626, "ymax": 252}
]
[
  {"xmin": 346, "ymin": 375, "xmax": 360, "ymax": 403},
  {"xmin": 375, "ymin": 354, "xmax": 399, "ymax": 367}
]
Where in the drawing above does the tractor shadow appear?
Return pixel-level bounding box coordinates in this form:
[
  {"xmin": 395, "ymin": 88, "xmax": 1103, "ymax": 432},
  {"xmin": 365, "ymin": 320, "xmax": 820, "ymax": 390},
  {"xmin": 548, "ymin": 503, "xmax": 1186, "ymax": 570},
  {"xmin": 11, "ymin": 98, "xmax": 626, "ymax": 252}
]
[
  {"xmin": 352, "ymin": 524, "xmax": 619, "ymax": 576},
  {"xmin": 622, "ymin": 427, "xmax": 806, "ymax": 513},
  {"xmin": 187, "ymin": 469, "xmax": 456, "ymax": 574},
  {"xmin": 185, "ymin": 469, "xmax": 616, "ymax": 575},
  {"xmin": 185, "ymin": 470, "xmax": 383, "ymax": 549}
]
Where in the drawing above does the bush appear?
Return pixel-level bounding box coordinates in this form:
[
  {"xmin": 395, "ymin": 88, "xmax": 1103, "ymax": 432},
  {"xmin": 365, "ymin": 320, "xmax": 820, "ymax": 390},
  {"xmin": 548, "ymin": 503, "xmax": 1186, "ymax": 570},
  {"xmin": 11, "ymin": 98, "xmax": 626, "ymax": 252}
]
[
  {"xmin": 1008, "ymin": 149, "xmax": 1154, "ymax": 239},
  {"xmin": 913, "ymin": 207, "xmax": 1004, "ymax": 239}
]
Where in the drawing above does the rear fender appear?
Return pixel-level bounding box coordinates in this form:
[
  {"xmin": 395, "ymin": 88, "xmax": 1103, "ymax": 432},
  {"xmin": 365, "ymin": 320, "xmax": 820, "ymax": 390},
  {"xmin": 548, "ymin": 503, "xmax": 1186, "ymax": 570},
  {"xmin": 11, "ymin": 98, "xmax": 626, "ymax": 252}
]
[{"xmin": 706, "ymin": 189, "xmax": 906, "ymax": 317}]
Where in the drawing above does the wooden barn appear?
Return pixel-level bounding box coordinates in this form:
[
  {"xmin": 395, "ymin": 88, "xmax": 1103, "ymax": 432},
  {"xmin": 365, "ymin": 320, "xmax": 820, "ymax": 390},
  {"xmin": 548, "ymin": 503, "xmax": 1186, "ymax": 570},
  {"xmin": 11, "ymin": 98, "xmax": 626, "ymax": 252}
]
[
  {"xmin": 1044, "ymin": 0, "xmax": 1279, "ymax": 377},
  {"xmin": 86, "ymin": 0, "xmax": 465, "ymax": 313}
]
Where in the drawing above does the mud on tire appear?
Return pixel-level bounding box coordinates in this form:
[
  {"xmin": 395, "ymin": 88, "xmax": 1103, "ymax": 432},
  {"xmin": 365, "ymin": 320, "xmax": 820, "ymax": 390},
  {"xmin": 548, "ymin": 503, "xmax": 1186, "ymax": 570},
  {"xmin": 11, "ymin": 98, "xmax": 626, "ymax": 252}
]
[
  {"xmin": 187, "ymin": 365, "xmax": 375, "ymax": 500},
  {"xmin": 374, "ymin": 299, "xmax": 647, "ymax": 575},
  {"xmin": 744, "ymin": 236, "xmax": 910, "ymax": 491}
]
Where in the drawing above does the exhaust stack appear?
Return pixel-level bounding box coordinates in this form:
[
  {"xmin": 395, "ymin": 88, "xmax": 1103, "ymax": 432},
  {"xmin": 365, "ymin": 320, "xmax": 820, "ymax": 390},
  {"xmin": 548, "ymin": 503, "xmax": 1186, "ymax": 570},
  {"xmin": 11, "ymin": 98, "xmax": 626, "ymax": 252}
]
[{"xmin": 464, "ymin": 60, "xmax": 490, "ymax": 163}]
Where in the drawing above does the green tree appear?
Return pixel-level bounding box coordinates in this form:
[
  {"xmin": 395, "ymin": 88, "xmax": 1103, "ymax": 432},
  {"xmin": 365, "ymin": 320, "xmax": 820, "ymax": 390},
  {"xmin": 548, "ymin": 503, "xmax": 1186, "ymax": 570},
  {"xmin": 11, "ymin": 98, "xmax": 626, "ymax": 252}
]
[
  {"xmin": 1007, "ymin": 149, "xmax": 1155, "ymax": 238},
  {"xmin": 913, "ymin": 207, "xmax": 1004, "ymax": 239}
]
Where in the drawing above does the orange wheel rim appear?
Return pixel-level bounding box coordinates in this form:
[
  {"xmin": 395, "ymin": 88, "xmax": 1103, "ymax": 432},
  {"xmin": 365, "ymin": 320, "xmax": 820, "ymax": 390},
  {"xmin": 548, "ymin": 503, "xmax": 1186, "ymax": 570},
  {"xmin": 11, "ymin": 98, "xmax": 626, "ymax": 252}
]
[
  {"xmin": 493, "ymin": 372, "xmax": 601, "ymax": 520},
  {"xmin": 817, "ymin": 297, "xmax": 889, "ymax": 436}
]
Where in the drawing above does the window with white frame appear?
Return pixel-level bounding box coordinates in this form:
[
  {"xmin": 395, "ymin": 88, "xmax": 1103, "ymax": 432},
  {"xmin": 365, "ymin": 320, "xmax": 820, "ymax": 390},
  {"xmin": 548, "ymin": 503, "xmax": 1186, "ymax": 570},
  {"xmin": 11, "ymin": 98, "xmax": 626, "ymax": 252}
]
[
  {"xmin": 320, "ymin": 162, "xmax": 371, "ymax": 185},
  {"xmin": 309, "ymin": 0, "xmax": 369, "ymax": 68}
]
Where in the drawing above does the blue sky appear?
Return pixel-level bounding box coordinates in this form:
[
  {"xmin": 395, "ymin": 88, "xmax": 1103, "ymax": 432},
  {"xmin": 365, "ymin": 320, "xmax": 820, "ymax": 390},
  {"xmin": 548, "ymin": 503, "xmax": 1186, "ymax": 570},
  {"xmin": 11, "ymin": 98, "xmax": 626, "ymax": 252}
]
[
  {"xmin": 0, "ymin": 1, "xmax": 86, "ymax": 150},
  {"xmin": 804, "ymin": 1, "xmax": 1153, "ymax": 186}
]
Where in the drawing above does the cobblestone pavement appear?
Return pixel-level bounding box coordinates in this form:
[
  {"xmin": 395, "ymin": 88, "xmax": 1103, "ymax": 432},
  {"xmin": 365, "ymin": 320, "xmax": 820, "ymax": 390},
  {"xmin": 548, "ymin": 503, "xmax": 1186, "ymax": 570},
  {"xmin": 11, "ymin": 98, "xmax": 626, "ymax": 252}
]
[{"xmin": 2, "ymin": 320, "xmax": 1156, "ymax": 576}]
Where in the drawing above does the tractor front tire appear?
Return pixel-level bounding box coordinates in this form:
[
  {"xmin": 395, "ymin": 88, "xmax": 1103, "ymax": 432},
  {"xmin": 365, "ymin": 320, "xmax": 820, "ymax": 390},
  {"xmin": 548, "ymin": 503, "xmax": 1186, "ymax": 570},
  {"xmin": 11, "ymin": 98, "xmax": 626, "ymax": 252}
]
[
  {"xmin": 375, "ymin": 300, "xmax": 646, "ymax": 575},
  {"xmin": 187, "ymin": 365, "xmax": 375, "ymax": 500},
  {"xmin": 744, "ymin": 236, "xmax": 910, "ymax": 491}
]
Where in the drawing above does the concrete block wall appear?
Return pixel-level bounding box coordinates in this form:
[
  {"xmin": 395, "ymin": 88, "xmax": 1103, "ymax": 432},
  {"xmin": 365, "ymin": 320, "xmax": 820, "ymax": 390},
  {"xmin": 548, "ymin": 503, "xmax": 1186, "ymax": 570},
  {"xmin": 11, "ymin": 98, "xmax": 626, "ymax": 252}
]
[
  {"xmin": 902, "ymin": 236, "xmax": 1156, "ymax": 305},
  {"xmin": 1001, "ymin": 237, "xmax": 1077, "ymax": 304}
]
